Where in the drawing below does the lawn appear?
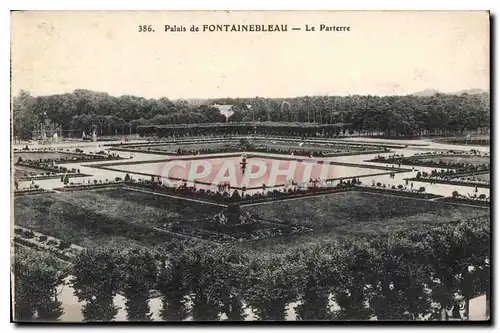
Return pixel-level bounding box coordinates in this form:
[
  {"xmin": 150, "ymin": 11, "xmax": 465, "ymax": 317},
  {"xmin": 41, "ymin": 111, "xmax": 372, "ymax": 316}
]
[
  {"xmin": 14, "ymin": 187, "xmax": 489, "ymax": 255},
  {"xmin": 14, "ymin": 186, "xmax": 310, "ymax": 246},
  {"xmin": 125, "ymin": 140, "xmax": 381, "ymax": 155},
  {"xmin": 418, "ymin": 155, "xmax": 490, "ymax": 167},
  {"xmin": 14, "ymin": 187, "xmax": 221, "ymax": 251},
  {"xmin": 241, "ymin": 191, "xmax": 489, "ymax": 252},
  {"xmin": 473, "ymin": 173, "xmax": 491, "ymax": 182},
  {"xmin": 14, "ymin": 165, "xmax": 45, "ymax": 178},
  {"xmin": 14, "ymin": 151, "xmax": 79, "ymax": 161},
  {"xmin": 133, "ymin": 142, "xmax": 237, "ymax": 152}
]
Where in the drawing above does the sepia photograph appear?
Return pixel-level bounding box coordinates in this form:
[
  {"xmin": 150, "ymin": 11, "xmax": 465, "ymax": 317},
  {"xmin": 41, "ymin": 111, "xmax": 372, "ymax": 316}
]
[{"xmin": 10, "ymin": 10, "xmax": 491, "ymax": 323}]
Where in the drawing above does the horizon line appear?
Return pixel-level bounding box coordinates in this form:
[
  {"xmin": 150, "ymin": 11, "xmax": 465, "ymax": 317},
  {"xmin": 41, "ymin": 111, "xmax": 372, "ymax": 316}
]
[{"xmin": 13, "ymin": 87, "xmax": 490, "ymax": 100}]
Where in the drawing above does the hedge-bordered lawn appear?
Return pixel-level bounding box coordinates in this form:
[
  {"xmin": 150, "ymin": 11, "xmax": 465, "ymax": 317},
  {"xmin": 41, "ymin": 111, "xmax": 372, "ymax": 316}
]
[
  {"xmin": 470, "ymin": 172, "xmax": 490, "ymax": 182},
  {"xmin": 418, "ymin": 155, "xmax": 490, "ymax": 167},
  {"xmin": 14, "ymin": 187, "xmax": 489, "ymax": 254},
  {"xmin": 13, "ymin": 187, "xmax": 307, "ymax": 249},
  {"xmin": 14, "ymin": 188, "xmax": 222, "ymax": 251},
  {"xmin": 13, "ymin": 151, "xmax": 80, "ymax": 161},
  {"xmin": 242, "ymin": 191, "xmax": 489, "ymax": 252},
  {"xmin": 14, "ymin": 165, "xmax": 45, "ymax": 178}
]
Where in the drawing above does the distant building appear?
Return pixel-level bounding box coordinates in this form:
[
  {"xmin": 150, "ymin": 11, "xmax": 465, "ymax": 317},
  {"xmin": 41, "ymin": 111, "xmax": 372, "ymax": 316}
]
[
  {"xmin": 212, "ymin": 104, "xmax": 234, "ymax": 120},
  {"xmin": 212, "ymin": 104, "xmax": 252, "ymax": 121}
]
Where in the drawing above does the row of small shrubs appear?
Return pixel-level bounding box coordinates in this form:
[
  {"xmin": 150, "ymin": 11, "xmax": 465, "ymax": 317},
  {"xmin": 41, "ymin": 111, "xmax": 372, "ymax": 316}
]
[
  {"xmin": 372, "ymin": 182, "xmax": 426, "ymax": 193},
  {"xmin": 14, "ymin": 227, "xmax": 72, "ymax": 250}
]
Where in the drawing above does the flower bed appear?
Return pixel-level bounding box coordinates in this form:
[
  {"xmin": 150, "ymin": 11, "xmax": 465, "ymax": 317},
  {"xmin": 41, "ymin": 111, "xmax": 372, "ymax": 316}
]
[
  {"xmin": 14, "ymin": 188, "xmax": 49, "ymax": 196},
  {"xmin": 113, "ymin": 140, "xmax": 389, "ymax": 158},
  {"xmin": 14, "ymin": 149, "xmax": 125, "ymax": 164},
  {"xmin": 356, "ymin": 184, "xmax": 443, "ymax": 200},
  {"xmin": 123, "ymin": 178, "xmax": 358, "ymax": 205},
  {"xmin": 13, "ymin": 226, "xmax": 83, "ymax": 262},
  {"xmin": 54, "ymin": 180, "xmax": 124, "ymax": 192},
  {"xmin": 368, "ymin": 152, "xmax": 490, "ymax": 172},
  {"xmin": 405, "ymin": 176, "xmax": 490, "ymax": 189},
  {"xmin": 156, "ymin": 210, "xmax": 311, "ymax": 243},
  {"xmin": 15, "ymin": 160, "xmax": 88, "ymax": 180},
  {"xmin": 438, "ymin": 196, "xmax": 490, "ymax": 207}
]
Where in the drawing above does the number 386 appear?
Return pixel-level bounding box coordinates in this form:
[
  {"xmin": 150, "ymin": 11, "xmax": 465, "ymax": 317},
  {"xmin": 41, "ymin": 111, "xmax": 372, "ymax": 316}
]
[{"xmin": 138, "ymin": 25, "xmax": 154, "ymax": 32}]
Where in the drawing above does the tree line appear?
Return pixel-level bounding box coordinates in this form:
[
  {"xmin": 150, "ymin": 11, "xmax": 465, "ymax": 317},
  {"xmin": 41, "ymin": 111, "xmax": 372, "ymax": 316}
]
[
  {"xmin": 13, "ymin": 89, "xmax": 489, "ymax": 139},
  {"xmin": 13, "ymin": 216, "xmax": 490, "ymax": 322}
]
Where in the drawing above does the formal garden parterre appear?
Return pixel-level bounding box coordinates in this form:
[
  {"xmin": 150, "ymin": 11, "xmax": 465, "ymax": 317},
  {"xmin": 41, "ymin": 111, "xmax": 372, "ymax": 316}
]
[
  {"xmin": 12, "ymin": 89, "xmax": 491, "ymax": 322},
  {"xmin": 15, "ymin": 181, "xmax": 488, "ymax": 252}
]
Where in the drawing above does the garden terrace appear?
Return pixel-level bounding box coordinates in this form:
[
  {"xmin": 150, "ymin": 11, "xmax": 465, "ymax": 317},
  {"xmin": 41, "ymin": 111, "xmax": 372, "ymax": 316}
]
[
  {"xmin": 406, "ymin": 172, "xmax": 490, "ymax": 189},
  {"xmin": 13, "ymin": 149, "xmax": 125, "ymax": 164},
  {"xmin": 14, "ymin": 160, "xmax": 89, "ymax": 180},
  {"xmin": 110, "ymin": 137, "xmax": 391, "ymax": 157},
  {"xmin": 108, "ymin": 135, "xmax": 406, "ymax": 149},
  {"xmin": 368, "ymin": 152, "xmax": 490, "ymax": 172},
  {"xmin": 116, "ymin": 143, "xmax": 388, "ymax": 158},
  {"xmin": 241, "ymin": 190, "xmax": 489, "ymax": 252},
  {"xmin": 355, "ymin": 184, "xmax": 442, "ymax": 199},
  {"xmin": 137, "ymin": 122, "xmax": 351, "ymax": 138},
  {"xmin": 54, "ymin": 177, "xmax": 440, "ymax": 207}
]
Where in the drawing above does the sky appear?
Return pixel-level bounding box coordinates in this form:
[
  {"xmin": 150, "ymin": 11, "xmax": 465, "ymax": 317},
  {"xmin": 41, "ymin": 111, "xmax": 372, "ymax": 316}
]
[{"xmin": 11, "ymin": 11, "xmax": 490, "ymax": 99}]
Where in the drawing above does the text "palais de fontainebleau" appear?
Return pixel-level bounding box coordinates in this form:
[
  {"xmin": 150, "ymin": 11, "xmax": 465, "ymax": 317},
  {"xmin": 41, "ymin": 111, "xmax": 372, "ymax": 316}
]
[{"xmin": 138, "ymin": 24, "xmax": 351, "ymax": 33}]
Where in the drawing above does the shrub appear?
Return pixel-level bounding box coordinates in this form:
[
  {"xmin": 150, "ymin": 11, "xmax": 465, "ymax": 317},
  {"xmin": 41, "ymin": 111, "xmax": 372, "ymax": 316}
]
[
  {"xmin": 115, "ymin": 177, "xmax": 122, "ymax": 182},
  {"xmin": 452, "ymin": 190, "xmax": 459, "ymax": 197},
  {"xmin": 14, "ymin": 228, "xmax": 23, "ymax": 235},
  {"xmin": 376, "ymin": 182, "xmax": 382, "ymax": 187},
  {"xmin": 418, "ymin": 187, "xmax": 426, "ymax": 193},
  {"xmin": 397, "ymin": 184, "xmax": 404, "ymax": 189},
  {"xmin": 33, "ymin": 185, "xmax": 39, "ymax": 189},
  {"xmin": 38, "ymin": 235, "xmax": 48, "ymax": 242},
  {"xmin": 416, "ymin": 172, "xmax": 421, "ymax": 179},
  {"xmin": 422, "ymin": 172, "xmax": 429, "ymax": 177},
  {"xmin": 479, "ymin": 194, "xmax": 486, "ymax": 200},
  {"xmin": 58, "ymin": 241, "xmax": 71, "ymax": 250},
  {"xmin": 23, "ymin": 230, "xmax": 35, "ymax": 239},
  {"xmin": 47, "ymin": 239, "xmax": 59, "ymax": 247}
]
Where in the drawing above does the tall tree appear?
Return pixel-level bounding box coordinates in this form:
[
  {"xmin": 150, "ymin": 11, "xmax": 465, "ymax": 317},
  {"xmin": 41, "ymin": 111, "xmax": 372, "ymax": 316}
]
[
  {"xmin": 13, "ymin": 248, "xmax": 63, "ymax": 322},
  {"xmin": 70, "ymin": 249, "xmax": 121, "ymax": 322},
  {"xmin": 121, "ymin": 250, "xmax": 157, "ymax": 321},
  {"xmin": 244, "ymin": 254, "xmax": 300, "ymax": 320}
]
